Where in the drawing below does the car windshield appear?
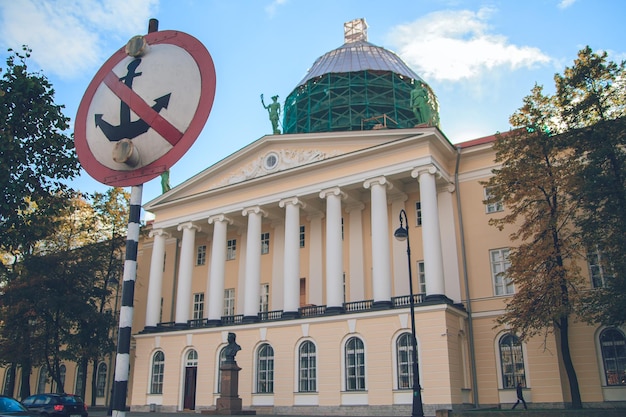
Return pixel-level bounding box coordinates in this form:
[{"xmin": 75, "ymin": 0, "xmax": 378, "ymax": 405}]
[{"xmin": 0, "ymin": 397, "xmax": 27, "ymax": 413}]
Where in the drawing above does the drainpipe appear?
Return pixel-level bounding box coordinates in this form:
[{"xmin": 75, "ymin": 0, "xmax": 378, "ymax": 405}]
[{"xmin": 455, "ymin": 145, "xmax": 479, "ymax": 408}]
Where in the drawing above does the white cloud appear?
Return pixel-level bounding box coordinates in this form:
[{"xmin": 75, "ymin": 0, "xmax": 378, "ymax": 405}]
[
  {"xmin": 386, "ymin": 8, "xmax": 552, "ymax": 83},
  {"xmin": 0, "ymin": 0, "xmax": 158, "ymax": 79},
  {"xmin": 558, "ymin": 0, "xmax": 577, "ymax": 9},
  {"xmin": 265, "ymin": 0, "xmax": 289, "ymax": 17}
]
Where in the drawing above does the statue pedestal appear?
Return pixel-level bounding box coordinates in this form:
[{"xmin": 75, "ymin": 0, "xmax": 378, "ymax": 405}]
[{"xmin": 203, "ymin": 362, "xmax": 255, "ymax": 415}]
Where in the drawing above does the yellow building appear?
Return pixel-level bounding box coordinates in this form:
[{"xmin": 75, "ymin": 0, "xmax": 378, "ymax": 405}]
[{"xmin": 125, "ymin": 19, "xmax": 625, "ymax": 415}]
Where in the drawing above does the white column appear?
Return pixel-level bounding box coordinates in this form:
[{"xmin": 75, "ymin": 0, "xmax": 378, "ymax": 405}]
[
  {"xmin": 364, "ymin": 176, "xmax": 393, "ymax": 307},
  {"xmin": 308, "ymin": 213, "xmax": 324, "ymax": 306},
  {"xmin": 242, "ymin": 206, "xmax": 266, "ymax": 321},
  {"xmin": 280, "ymin": 197, "xmax": 305, "ymax": 316},
  {"xmin": 412, "ymin": 165, "xmax": 445, "ymax": 297},
  {"xmin": 346, "ymin": 202, "xmax": 365, "ymax": 302},
  {"xmin": 439, "ymin": 184, "xmax": 461, "ymax": 302},
  {"xmin": 175, "ymin": 222, "xmax": 201, "ymax": 325},
  {"xmin": 320, "ymin": 187, "xmax": 345, "ymax": 312},
  {"xmin": 206, "ymin": 215, "xmax": 232, "ymax": 324},
  {"xmin": 145, "ymin": 229, "xmax": 170, "ymax": 328}
]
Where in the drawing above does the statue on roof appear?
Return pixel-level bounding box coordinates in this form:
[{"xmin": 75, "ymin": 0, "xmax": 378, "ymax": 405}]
[
  {"xmin": 410, "ymin": 81, "xmax": 435, "ymax": 126},
  {"xmin": 160, "ymin": 169, "xmax": 171, "ymax": 193},
  {"xmin": 261, "ymin": 94, "xmax": 282, "ymax": 134}
]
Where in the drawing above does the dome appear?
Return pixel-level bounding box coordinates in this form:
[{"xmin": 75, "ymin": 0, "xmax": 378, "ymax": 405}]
[{"xmin": 283, "ymin": 18, "xmax": 439, "ymax": 134}]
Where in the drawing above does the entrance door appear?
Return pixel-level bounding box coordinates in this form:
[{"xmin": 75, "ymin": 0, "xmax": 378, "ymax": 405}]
[
  {"xmin": 183, "ymin": 350, "xmax": 198, "ymax": 410},
  {"xmin": 183, "ymin": 366, "xmax": 197, "ymax": 409}
]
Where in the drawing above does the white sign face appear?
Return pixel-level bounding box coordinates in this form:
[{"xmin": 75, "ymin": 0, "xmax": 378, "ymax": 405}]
[
  {"xmin": 86, "ymin": 45, "xmax": 200, "ymax": 170},
  {"xmin": 75, "ymin": 30, "xmax": 216, "ymax": 186}
]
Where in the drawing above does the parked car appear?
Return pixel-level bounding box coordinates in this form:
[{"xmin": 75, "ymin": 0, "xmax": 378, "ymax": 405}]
[
  {"xmin": 21, "ymin": 395, "xmax": 87, "ymax": 417},
  {"xmin": 0, "ymin": 396, "xmax": 35, "ymax": 417}
]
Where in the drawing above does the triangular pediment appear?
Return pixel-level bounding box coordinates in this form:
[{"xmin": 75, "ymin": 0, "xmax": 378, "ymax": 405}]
[{"xmin": 144, "ymin": 128, "xmax": 441, "ymax": 212}]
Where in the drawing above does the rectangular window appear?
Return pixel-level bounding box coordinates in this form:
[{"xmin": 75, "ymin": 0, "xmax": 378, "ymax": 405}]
[
  {"xmin": 196, "ymin": 245, "xmax": 206, "ymax": 265},
  {"xmin": 417, "ymin": 261, "xmax": 426, "ymax": 294},
  {"xmin": 259, "ymin": 283, "xmax": 270, "ymax": 312},
  {"xmin": 587, "ymin": 248, "xmax": 614, "ymax": 288},
  {"xmin": 491, "ymin": 248, "xmax": 514, "ymax": 295},
  {"xmin": 300, "ymin": 225, "xmax": 305, "ymax": 248},
  {"xmin": 415, "ymin": 201, "xmax": 423, "ymax": 226},
  {"xmin": 227, "ymin": 239, "xmax": 237, "ymax": 260},
  {"xmin": 261, "ymin": 232, "xmax": 270, "ymax": 255},
  {"xmin": 485, "ymin": 186, "xmax": 504, "ymax": 213},
  {"xmin": 224, "ymin": 288, "xmax": 235, "ymax": 316},
  {"xmin": 193, "ymin": 293, "xmax": 204, "ymax": 319}
]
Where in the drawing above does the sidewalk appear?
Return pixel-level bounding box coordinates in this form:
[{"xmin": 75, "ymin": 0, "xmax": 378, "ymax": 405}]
[{"xmin": 88, "ymin": 407, "xmax": 305, "ymax": 417}]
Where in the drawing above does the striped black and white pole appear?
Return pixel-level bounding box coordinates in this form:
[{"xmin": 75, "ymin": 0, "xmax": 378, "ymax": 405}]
[{"xmin": 112, "ymin": 185, "xmax": 142, "ymax": 417}]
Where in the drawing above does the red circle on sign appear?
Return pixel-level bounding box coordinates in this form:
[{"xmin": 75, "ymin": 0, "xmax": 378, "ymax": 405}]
[{"xmin": 75, "ymin": 30, "xmax": 216, "ymax": 186}]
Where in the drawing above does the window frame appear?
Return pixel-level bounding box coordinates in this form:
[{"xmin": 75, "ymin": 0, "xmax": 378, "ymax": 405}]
[
  {"xmin": 490, "ymin": 248, "xmax": 514, "ymax": 296},
  {"xmin": 261, "ymin": 232, "xmax": 270, "ymax": 255},
  {"xmin": 396, "ymin": 332, "xmax": 415, "ymax": 390},
  {"xmin": 227, "ymin": 239, "xmax": 237, "ymax": 261},
  {"xmin": 298, "ymin": 340, "xmax": 317, "ymax": 392},
  {"xmin": 223, "ymin": 288, "xmax": 235, "ymax": 317},
  {"xmin": 192, "ymin": 292, "xmax": 204, "ymax": 320},
  {"xmin": 150, "ymin": 351, "xmax": 165, "ymax": 394},
  {"xmin": 417, "ymin": 261, "xmax": 426, "ymax": 294},
  {"xmin": 599, "ymin": 327, "xmax": 626, "ymax": 386},
  {"xmin": 415, "ymin": 201, "xmax": 423, "ymax": 226},
  {"xmin": 299, "ymin": 225, "xmax": 306, "ymax": 248},
  {"xmin": 256, "ymin": 343, "xmax": 274, "ymax": 393},
  {"xmin": 196, "ymin": 244, "xmax": 207, "ymax": 266},
  {"xmin": 96, "ymin": 362, "xmax": 107, "ymax": 397},
  {"xmin": 587, "ymin": 248, "xmax": 614, "ymax": 288},
  {"xmin": 485, "ymin": 186, "xmax": 504, "ymax": 214},
  {"xmin": 259, "ymin": 284, "xmax": 270, "ymax": 313},
  {"xmin": 498, "ymin": 333, "xmax": 526, "ymax": 389},
  {"xmin": 344, "ymin": 336, "xmax": 366, "ymax": 391}
]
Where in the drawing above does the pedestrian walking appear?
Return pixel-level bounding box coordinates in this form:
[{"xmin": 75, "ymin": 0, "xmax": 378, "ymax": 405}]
[{"xmin": 512, "ymin": 382, "xmax": 528, "ymax": 410}]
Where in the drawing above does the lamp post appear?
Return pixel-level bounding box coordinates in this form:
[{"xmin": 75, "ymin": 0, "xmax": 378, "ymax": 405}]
[{"xmin": 394, "ymin": 209, "xmax": 424, "ymax": 417}]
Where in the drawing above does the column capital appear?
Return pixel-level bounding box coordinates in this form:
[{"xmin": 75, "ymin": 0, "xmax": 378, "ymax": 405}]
[
  {"xmin": 242, "ymin": 205, "xmax": 268, "ymax": 217},
  {"xmin": 177, "ymin": 221, "xmax": 201, "ymax": 233},
  {"xmin": 363, "ymin": 176, "xmax": 393, "ymax": 190},
  {"xmin": 208, "ymin": 214, "xmax": 233, "ymax": 225},
  {"xmin": 279, "ymin": 197, "xmax": 306, "ymax": 209},
  {"xmin": 149, "ymin": 229, "xmax": 171, "ymax": 239},
  {"xmin": 319, "ymin": 187, "xmax": 346, "ymax": 200},
  {"xmin": 411, "ymin": 164, "xmax": 439, "ymax": 179}
]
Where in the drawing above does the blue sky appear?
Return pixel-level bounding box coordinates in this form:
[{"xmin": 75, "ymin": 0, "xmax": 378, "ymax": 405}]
[{"xmin": 1, "ymin": 0, "xmax": 624, "ymax": 207}]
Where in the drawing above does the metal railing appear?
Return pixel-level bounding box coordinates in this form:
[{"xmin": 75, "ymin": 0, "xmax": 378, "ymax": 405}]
[{"xmin": 152, "ymin": 293, "xmax": 434, "ymax": 332}]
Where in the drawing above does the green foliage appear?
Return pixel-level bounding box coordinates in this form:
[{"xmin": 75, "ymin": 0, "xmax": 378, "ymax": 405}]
[{"xmin": 0, "ymin": 46, "xmax": 80, "ymax": 257}]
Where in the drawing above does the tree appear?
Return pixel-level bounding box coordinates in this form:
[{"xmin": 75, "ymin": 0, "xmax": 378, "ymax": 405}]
[
  {"xmin": 484, "ymin": 84, "xmax": 584, "ymax": 408},
  {"xmin": 554, "ymin": 47, "xmax": 626, "ymax": 325},
  {"xmin": 0, "ymin": 46, "xmax": 80, "ymax": 258}
]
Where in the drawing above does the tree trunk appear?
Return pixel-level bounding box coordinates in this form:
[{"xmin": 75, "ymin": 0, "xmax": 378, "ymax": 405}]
[
  {"xmin": 79, "ymin": 357, "xmax": 89, "ymax": 399},
  {"xmin": 90, "ymin": 357, "xmax": 98, "ymax": 406},
  {"xmin": 558, "ymin": 317, "xmax": 582, "ymax": 408},
  {"xmin": 18, "ymin": 360, "xmax": 31, "ymax": 400}
]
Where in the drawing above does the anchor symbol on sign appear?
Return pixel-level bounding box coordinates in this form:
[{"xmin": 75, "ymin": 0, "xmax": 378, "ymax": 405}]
[{"xmin": 95, "ymin": 58, "xmax": 171, "ymax": 142}]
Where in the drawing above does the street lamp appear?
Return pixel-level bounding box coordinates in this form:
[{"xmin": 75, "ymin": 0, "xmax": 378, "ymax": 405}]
[{"xmin": 394, "ymin": 209, "xmax": 424, "ymax": 417}]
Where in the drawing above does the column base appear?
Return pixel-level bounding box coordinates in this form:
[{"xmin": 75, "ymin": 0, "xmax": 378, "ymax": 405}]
[
  {"xmin": 282, "ymin": 310, "xmax": 300, "ymax": 319},
  {"xmin": 372, "ymin": 300, "xmax": 392, "ymax": 310},
  {"xmin": 242, "ymin": 315, "xmax": 259, "ymax": 324},
  {"xmin": 325, "ymin": 306, "xmax": 345, "ymax": 315},
  {"xmin": 424, "ymin": 294, "xmax": 453, "ymax": 304}
]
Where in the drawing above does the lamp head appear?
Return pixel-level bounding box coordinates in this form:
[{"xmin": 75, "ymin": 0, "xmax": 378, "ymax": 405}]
[{"xmin": 394, "ymin": 226, "xmax": 408, "ymax": 241}]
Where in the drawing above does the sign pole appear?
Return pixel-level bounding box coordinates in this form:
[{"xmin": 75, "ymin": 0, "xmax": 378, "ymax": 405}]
[{"xmin": 112, "ymin": 185, "xmax": 142, "ymax": 417}]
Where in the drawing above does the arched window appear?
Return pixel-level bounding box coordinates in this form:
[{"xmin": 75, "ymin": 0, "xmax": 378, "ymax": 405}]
[
  {"xmin": 396, "ymin": 332, "xmax": 416, "ymax": 390},
  {"xmin": 600, "ymin": 328, "xmax": 626, "ymax": 385},
  {"xmin": 53, "ymin": 364, "xmax": 66, "ymax": 393},
  {"xmin": 96, "ymin": 363, "xmax": 107, "ymax": 397},
  {"xmin": 37, "ymin": 368, "xmax": 48, "ymax": 393},
  {"xmin": 298, "ymin": 341, "xmax": 316, "ymax": 392},
  {"xmin": 3, "ymin": 366, "xmax": 15, "ymax": 397},
  {"xmin": 216, "ymin": 348, "xmax": 226, "ymax": 393},
  {"xmin": 74, "ymin": 365, "xmax": 85, "ymax": 397},
  {"xmin": 499, "ymin": 333, "xmax": 526, "ymax": 389},
  {"xmin": 345, "ymin": 337, "xmax": 365, "ymax": 391},
  {"xmin": 256, "ymin": 343, "xmax": 274, "ymax": 393},
  {"xmin": 151, "ymin": 351, "xmax": 165, "ymax": 394},
  {"xmin": 186, "ymin": 350, "xmax": 198, "ymax": 366}
]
